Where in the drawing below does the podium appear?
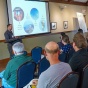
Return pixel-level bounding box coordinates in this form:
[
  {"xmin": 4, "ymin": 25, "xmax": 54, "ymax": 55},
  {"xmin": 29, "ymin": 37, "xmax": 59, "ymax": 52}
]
[{"xmin": 5, "ymin": 36, "xmax": 25, "ymax": 44}]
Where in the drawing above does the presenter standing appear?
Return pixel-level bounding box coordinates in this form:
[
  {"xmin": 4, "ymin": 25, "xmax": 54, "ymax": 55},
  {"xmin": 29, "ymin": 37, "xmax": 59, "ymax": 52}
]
[{"xmin": 4, "ymin": 24, "xmax": 22, "ymax": 59}]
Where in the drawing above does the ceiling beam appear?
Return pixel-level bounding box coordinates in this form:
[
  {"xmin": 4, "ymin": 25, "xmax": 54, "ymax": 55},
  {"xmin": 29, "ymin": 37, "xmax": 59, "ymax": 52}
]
[
  {"xmin": 67, "ymin": 0, "xmax": 73, "ymax": 2},
  {"xmin": 49, "ymin": 0, "xmax": 87, "ymax": 6}
]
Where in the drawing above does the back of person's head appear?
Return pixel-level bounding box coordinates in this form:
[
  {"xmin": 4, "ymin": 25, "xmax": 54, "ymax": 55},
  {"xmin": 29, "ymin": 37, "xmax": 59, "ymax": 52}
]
[
  {"xmin": 45, "ymin": 41, "xmax": 60, "ymax": 64},
  {"xmin": 62, "ymin": 35, "xmax": 69, "ymax": 44},
  {"xmin": 45, "ymin": 41, "xmax": 59, "ymax": 54},
  {"xmin": 12, "ymin": 42, "xmax": 25, "ymax": 54},
  {"xmin": 60, "ymin": 32, "xmax": 66, "ymax": 36},
  {"xmin": 78, "ymin": 28, "xmax": 83, "ymax": 34},
  {"xmin": 60, "ymin": 32, "xmax": 66, "ymax": 40},
  {"xmin": 73, "ymin": 33, "xmax": 87, "ymax": 49}
]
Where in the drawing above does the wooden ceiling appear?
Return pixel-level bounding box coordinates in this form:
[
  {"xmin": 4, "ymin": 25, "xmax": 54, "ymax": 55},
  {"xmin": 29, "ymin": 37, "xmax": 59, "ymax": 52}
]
[{"xmin": 42, "ymin": 0, "xmax": 88, "ymax": 6}]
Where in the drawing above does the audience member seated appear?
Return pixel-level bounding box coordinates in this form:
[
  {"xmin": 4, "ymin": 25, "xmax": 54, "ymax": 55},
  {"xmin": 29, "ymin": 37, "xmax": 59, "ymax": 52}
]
[
  {"xmin": 60, "ymin": 35, "xmax": 73, "ymax": 54},
  {"xmin": 69, "ymin": 33, "xmax": 88, "ymax": 87},
  {"xmin": 77, "ymin": 28, "xmax": 83, "ymax": 34},
  {"xmin": 0, "ymin": 42, "xmax": 33, "ymax": 88},
  {"xmin": 57, "ymin": 32, "xmax": 66, "ymax": 49},
  {"xmin": 32, "ymin": 41, "xmax": 72, "ymax": 88},
  {"xmin": 69, "ymin": 33, "xmax": 88, "ymax": 73}
]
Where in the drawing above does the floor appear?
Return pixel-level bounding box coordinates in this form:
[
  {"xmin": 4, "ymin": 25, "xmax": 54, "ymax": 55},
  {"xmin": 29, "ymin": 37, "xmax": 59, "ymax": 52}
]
[
  {"xmin": 0, "ymin": 58, "xmax": 9, "ymax": 87},
  {"xmin": 0, "ymin": 59, "xmax": 9, "ymax": 71}
]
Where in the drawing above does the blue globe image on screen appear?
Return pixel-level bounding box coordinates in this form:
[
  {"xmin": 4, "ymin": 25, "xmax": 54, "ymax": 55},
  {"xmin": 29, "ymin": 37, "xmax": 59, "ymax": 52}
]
[
  {"xmin": 30, "ymin": 8, "xmax": 39, "ymax": 20},
  {"xmin": 24, "ymin": 20, "xmax": 34, "ymax": 33}
]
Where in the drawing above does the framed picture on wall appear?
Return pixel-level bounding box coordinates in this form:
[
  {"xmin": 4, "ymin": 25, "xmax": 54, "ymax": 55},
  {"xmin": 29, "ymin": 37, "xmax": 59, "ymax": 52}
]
[
  {"xmin": 63, "ymin": 21, "xmax": 68, "ymax": 29},
  {"xmin": 51, "ymin": 22, "xmax": 57, "ymax": 30}
]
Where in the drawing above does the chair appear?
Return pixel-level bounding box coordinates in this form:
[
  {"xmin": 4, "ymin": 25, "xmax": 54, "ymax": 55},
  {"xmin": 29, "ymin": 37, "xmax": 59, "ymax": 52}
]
[
  {"xmin": 38, "ymin": 57, "xmax": 50, "ymax": 76},
  {"xmin": 16, "ymin": 61, "xmax": 36, "ymax": 88},
  {"xmin": 59, "ymin": 53, "xmax": 67, "ymax": 62},
  {"xmin": 31, "ymin": 46, "xmax": 42, "ymax": 63},
  {"xmin": 65, "ymin": 49, "xmax": 75, "ymax": 63},
  {"xmin": 57, "ymin": 72, "xmax": 79, "ymax": 88},
  {"xmin": 81, "ymin": 64, "xmax": 88, "ymax": 88}
]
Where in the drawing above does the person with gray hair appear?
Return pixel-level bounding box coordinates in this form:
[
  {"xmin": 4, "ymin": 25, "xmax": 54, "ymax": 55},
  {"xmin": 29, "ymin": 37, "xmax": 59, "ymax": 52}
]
[
  {"xmin": 12, "ymin": 42, "xmax": 24, "ymax": 55},
  {"xmin": 0, "ymin": 42, "xmax": 33, "ymax": 88}
]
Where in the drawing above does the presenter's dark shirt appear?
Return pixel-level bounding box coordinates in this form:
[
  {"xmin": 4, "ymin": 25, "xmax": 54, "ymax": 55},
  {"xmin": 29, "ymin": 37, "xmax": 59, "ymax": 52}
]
[
  {"xmin": 4, "ymin": 30, "xmax": 13, "ymax": 44},
  {"xmin": 69, "ymin": 48, "xmax": 88, "ymax": 73},
  {"xmin": 4, "ymin": 30, "xmax": 22, "ymax": 45}
]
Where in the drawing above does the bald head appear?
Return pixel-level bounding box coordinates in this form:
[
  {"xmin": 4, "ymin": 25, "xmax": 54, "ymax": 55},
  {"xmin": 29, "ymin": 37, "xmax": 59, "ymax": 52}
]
[{"xmin": 45, "ymin": 41, "xmax": 59, "ymax": 54}]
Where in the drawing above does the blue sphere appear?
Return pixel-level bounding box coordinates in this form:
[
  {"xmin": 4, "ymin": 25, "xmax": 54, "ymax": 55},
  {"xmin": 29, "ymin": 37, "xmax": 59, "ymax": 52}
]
[
  {"xmin": 30, "ymin": 8, "xmax": 39, "ymax": 20},
  {"xmin": 24, "ymin": 20, "xmax": 34, "ymax": 33}
]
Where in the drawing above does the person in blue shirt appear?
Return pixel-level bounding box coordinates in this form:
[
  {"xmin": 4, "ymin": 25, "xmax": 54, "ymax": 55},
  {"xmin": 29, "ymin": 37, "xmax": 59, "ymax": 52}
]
[
  {"xmin": 61, "ymin": 35, "xmax": 72, "ymax": 54},
  {"xmin": 57, "ymin": 32, "xmax": 66, "ymax": 49}
]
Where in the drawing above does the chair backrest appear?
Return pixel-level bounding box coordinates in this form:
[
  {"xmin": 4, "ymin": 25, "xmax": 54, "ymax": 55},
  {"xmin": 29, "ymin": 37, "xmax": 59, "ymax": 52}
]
[
  {"xmin": 17, "ymin": 61, "xmax": 36, "ymax": 88},
  {"xmin": 65, "ymin": 49, "xmax": 75, "ymax": 63},
  {"xmin": 38, "ymin": 57, "xmax": 50, "ymax": 76},
  {"xmin": 81, "ymin": 64, "xmax": 88, "ymax": 88},
  {"xmin": 31, "ymin": 46, "xmax": 42, "ymax": 63},
  {"xmin": 59, "ymin": 53, "xmax": 67, "ymax": 62},
  {"xmin": 57, "ymin": 72, "xmax": 79, "ymax": 88}
]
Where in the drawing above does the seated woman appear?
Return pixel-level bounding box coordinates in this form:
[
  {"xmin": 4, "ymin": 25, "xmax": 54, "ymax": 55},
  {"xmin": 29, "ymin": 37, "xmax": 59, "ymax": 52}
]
[
  {"xmin": 57, "ymin": 32, "xmax": 66, "ymax": 49},
  {"xmin": 60, "ymin": 35, "xmax": 73, "ymax": 54}
]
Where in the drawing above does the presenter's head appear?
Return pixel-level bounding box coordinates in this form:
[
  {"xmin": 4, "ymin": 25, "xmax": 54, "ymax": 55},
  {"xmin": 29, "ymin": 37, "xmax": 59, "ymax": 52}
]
[
  {"xmin": 7, "ymin": 24, "xmax": 12, "ymax": 31},
  {"xmin": 12, "ymin": 42, "xmax": 25, "ymax": 55}
]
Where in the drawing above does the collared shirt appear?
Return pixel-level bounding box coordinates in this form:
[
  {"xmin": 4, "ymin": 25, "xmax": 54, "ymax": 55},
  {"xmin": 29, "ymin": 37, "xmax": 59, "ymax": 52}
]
[
  {"xmin": 4, "ymin": 30, "xmax": 13, "ymax": 42},
  {"xmin": 4, "ymin": 30, "xmax": 22, "ymax": 45}
]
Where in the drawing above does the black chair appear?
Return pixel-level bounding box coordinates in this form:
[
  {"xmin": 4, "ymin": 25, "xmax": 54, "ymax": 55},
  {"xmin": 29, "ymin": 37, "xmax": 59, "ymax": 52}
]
[
  {"xmin": 57, "ymin": 72, "xmax": 79, "ymax": 88},
  {"xmin": 81, "ymin": 64, "xmax": 88, "ymax": 88},
  {"xmin": 16, "ymin": 61, "xmax": 36, "ymax": 88},
  {"xmin": 31, "ymin": 46, "xmax": 42, "ymax": 63},
  {"xmin": 38, "ymin": 57, "xmax": 50, "ymax": 76}
]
